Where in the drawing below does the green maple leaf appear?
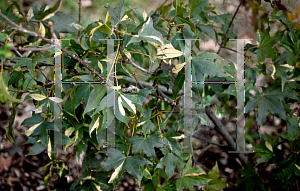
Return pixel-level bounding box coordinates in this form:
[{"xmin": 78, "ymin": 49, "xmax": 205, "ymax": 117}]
[
  {"xmin": 71, "ymin": 85, "xmax": 91, "ymax": 116},
  {"xmin": 280, "ymin": 115, "xmax": 300, "ymax": 141},
  {"xmin": 176, "ymin": 156, "xmax": 211, "ymax": 191},
  {"xmin": 245, "ymin": 86, "xmax": 297, "ymax": 126},
  {"xmin": 237, "ymin": 163, "xmax": 265, "ymax": 191},
  {"xmin": 83, "ymin": 84, "xmax": 106, "ymax": 116},
  {"xmin": 156, "ymin": 148, "xmax": 185, "ymax": 180},
  {"xmin": 126, "ymin": 17, "xmax": 165, "ymax": 47},
  {"xmin": 205, "ymin": 163, "xmax": 227, "ymax": 191},
  {"xmin": 129, "ymin": 135, "xmax": 164, "ymax": 158},
  {"xmin": 255, "ymin": 28, "xmax": 277, "ymax": 62},
  {"xmin": 22, "ymin": 113, "xmax": 61, "ymax": 144},
  {"xmin": 192, "ymin": 52, "xmax": 227, "ymax": 95},
  {"xmin": 104, "ymin": 0, "xmax": 125, "ymax": 26},
  {"xmin": 189, "ymin": 0, "xmax": 209, "ymax": 19},
  {"xmin": 121, "ymin": 88, "xmax": 154, "ymax": 115},
  {"xmin": 192, "ymin": 53, "xmax": 228, "ymax": 78},
  {"xmin": 163, "ymin": 128, "xmax": 182, "ymax": 156},
  {"xmin": 101, "ymin": 149, "xmax": 151, "ymax": 186}
]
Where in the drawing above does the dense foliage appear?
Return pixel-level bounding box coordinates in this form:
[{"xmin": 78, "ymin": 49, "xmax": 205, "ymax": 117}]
[{"xmin": 0, "ymin": 0, "xmax": 299, "ymax": 190}]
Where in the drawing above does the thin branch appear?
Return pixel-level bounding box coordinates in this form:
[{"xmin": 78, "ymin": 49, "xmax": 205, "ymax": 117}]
[
  {"xmin": 205, "ymin": 106, "xmax": 247, "ymax": 168},
  {"xmin": 157, "ymin": 87, "xmax": 176, "ymax": 105},
  {"xmin": 132, "ymin": 72, "xmax": 144, "ymax": 88},
  {"xmin": 217, "ymin": 0, "xmax": 243, "ymax": 54},
  {"xmin": 200, "ymin": 124, "xmax": 215, "ymax": 129},
  {"xmin": 37, "ymin": 67, "xmax": 51, "ymax": 82},
  {"xmin": 49, "ymin": 21, "xmax": 55, "ymax": 39},
  {"xmin": 114, "ymin": 28, "xmax": 154, "ymax": 75},
  {"xmin": 163, "ymin": 106, "xmax": 175, "ymax": 124},
  {"xmin": 123, "ymin": 77, "xmax": 183, "ymax": 95},
  {"xmin": 0, "ymin": 41, "xmax": 23, "ymax": 57},
  {"xmin": 218, "ymin": 43, "xmax": 244, "ymax": 54},
  {"xmin": 3, "ymin": 60, "xmax": 54, "ymax": 68},
  {"xmin": 0, "ymin": 10, "xmax": 109, "ymax": 85},
  {"xmin": 8, "ymin": 89, "xmax": 29, "ymax": 93},
  {"xmin": 121, "ymin": 58, "xmax": 154, "ymax": 75},
  {"xmin": 121, "ymin": 62, "xmax": 134, "ymax": 78},
  {"xmin": 20, "ymin": 45, "xmax": 54, "ymax": 52},
  {"xmin": 192, "ymin": 134, "xmax": 227, "ymax": 147}
]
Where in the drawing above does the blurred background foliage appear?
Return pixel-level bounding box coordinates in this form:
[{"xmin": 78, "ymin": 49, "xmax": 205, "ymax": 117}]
[{"xmin": 3, "ymin": 0, "xmax": 168, "ymax": 27}]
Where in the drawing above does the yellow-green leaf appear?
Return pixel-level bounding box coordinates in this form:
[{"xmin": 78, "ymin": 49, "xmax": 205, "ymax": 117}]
[
  {"xmin": 265, "ymin": 141, "xmax": 273, "ymax": 152},
  {"xmin": 108, "ymin": 161, "xmax": 124, "ymax": 184},
  {"xmin": 30, "ymin": 94, "xmax": 47, "ymax": 101},
  {"xmin": 48, "ymin": 97, "xmax": 63, "ymax": 103},
  {"xmin": 172, "ymin": 62, "xmax": 186, "ymax": 73}
]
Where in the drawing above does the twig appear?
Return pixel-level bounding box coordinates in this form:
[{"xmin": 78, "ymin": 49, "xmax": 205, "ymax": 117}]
[
  {"xmin": 216, "ymin": 0, "xmax": 243, "ymax": 54},
  {"xmin": 132, "ymin": 72, "xmax": 144, "ymax": 88},
  {"xmin": 123, "ymin": 77, "xmax": 183, "ymax": 95},
  {"xmin": 205, "ymin": 106, "xmax": 247, "ymax": 168},
  {"xmin": 122, "ymin": 58, "xmax": 154, "ymax": 75},
  {"xmin": 20, "ymin": 45, "xmax": 54, "ymax": 52},
  {"xmin": 3, "ymin": 60, "xmax": 54, "ymax": 68},
  {"xmin": 121, "ymin": 62, "xmax": 134, "ymax": 78},
  {"xmin": 162, "ymin": 106, "xmax": 175, "ymax": 124},
  {"xmin": 200, "ymin": 124, "xmax": 215, "ymax": 129},
  {"xmin": 0, "ymin": 10, "xmax": 109, "ymax": 85},
  {"xmin": 157, "ymin": 88, "xmax": 175, "ymax": 105},
  {"xmin": 0, "ymin": 41, "xmax": 23, "ymax": 57},
  {"xmin": 218, "ymin": 43, "xmax": 244, "ymax": 54},
  {"xmin": 37, "ymin": 67, "xmax": 51, "ymax": 82},
  {"xmin": 8, "ymin": 89, "xmax": 29, "ymax": 93},
  {"xmin": 114, "ymin": 28, "xmax": 154, "ymax": 75},
  {"xmin": 48, "ymin": 21, "xmax": 55, "ymax": 39},
  {"xmin": 192, "ymin": 135, "xmax": 227, "ymax": 147},
  {"xmin": 77, "ymin": 0, "xmax": 82, "ymax": 43}
]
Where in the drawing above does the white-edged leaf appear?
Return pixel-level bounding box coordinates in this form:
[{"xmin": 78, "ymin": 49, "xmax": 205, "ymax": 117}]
[
  {"xmin": 118, "ymin": 96, "xmax": 126, "ymax": 116},
  {"xmin": 90, "ymin": 117, "xmax": 100, "ymax": 137},
  {"xmin": 157, "ymin": 44, "xmax": 183, "ymax": 59},
  {"xmin": 121, "ymin": 15, "xmax": 130, "ymax": 21},
  {"xmin": 48, "ymin": 97, "xmax": 63, "ymax": 103},
  {"xmin": 136, "ymin": 121, "xmax": 146, "ymax": 127},
  {"xmin": 89, "ymin": 22, "xmax": 104, "ymax": 40},
  {"xmin": 47, "ymin": 138, "xmax": 52, "ymax": 159},
  {"xmin": 120, "ymin": 94, "xmax": 136, "ymax": 114},
  {"xmin": 108, "ymin": 161, "xmax": 124, "ymax": 184},
  {"xmin": 143, "ymin": 10, "xmax": 147, "ymax": 21},
  {"xmin": 113, "ymin": 86, "xmax": 122, "ymax": 91},
  {"xmin": 24, "ymin": 122, "xmax": 42, "ymax": 136},
  {"xmin": 42, "ymin": 13, "xmax": 55, "ymax": 21},
  {"xmin": 171, "ymin": 134, "xmax": 187, "ymax": 139},
  {"xmin": 98, "ymin": 60, "xmax": 103, "ymax": 73},
  {"xmin": 30, "ymin": 94, "xmax": 47, "ymax": 101}
]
